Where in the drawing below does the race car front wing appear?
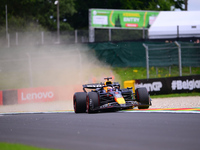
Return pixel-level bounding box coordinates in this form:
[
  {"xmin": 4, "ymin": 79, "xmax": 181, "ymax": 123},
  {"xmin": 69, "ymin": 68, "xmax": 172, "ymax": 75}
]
[{"xmin": 92, "ymin": 101, "xmax": 150, "ymax": 111}]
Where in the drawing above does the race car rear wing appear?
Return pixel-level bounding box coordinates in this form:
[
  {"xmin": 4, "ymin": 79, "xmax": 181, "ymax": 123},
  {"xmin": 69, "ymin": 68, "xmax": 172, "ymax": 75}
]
[
  {"xmin": 83, "ymin": 83, "xmax": 104, "ymax": 89},
  {"xmin": 82, "ymin": 83, "xmax": 103, "ymax": 92},
  {"xmin": 82, "ymin": 82, "xmax": 120, "ymax": 92}
]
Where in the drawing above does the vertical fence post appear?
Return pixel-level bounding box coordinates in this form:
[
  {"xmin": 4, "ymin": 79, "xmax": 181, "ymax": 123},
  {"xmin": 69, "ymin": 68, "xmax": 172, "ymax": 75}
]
[
  {"xmin": 143, "ymin": 43, "xmax": 149, "ymax": 79},
  {"xmin": 109, "ymin": 29, "xmax": 111, "ymax": 41},
  {"xmin": 175, "ymin": 41, "xmax": 182, "ymax": 76},
  {"xmin": 41, "ymin": 31, "xmax": 44, "ymax": 44},
  {"xmin": 7, "ymin": 33, "xmax": 10, "ymax": 48},
  {"xmin": 88, "ymin": 9, "xmax": 95, "ymax": 42},
  {"xmin": 16, "ymin": 32, "xmax": 18, "ymax": 45},
  {"xmin": 5, "ymin": 5, "xmax": 8, "ymax": 40},
  {"xmin": 143, "ymin": 27, "xmax": 145, "ymax": 39},
  {"xmin": 75, "ymin": 30, "xmax": 78, "ymax": 43},
  {"xmin": 89, "ymin": 27, "xmax": 95, "ymax": 42}
]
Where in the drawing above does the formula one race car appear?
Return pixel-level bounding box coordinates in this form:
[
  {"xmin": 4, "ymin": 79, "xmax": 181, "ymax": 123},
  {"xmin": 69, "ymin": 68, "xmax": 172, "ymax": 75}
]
[{"xmin": 73, "ymin": 77, "xmax": 152, "ymax": 113}]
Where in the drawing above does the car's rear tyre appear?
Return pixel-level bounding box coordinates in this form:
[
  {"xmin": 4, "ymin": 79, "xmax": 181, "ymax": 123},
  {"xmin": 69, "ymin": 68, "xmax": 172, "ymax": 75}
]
[
  {"xmin": 135, "ymin": 88, "xmax": 150, "ymax": 109},
  {"xmin": 73, "ymin": 92, "xmax": 87, "ymax": 113},
  {"xmin": 87, "ymin": 92, "xmax": 99, "ymax": 113}
]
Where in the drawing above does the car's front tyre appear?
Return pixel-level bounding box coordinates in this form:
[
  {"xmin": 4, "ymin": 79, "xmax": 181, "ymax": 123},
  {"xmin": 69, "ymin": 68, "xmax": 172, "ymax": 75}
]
[{"xmin": 135, "ymin": 87, "xmax": 150, "ymax": 109}]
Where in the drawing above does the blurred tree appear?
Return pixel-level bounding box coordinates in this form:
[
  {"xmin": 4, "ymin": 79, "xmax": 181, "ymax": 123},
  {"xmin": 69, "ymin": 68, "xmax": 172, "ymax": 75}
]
[
  {"xmin": 0, "ymin": 0, "xmax": 76, "ymax": 32},
  {"xmin": 147, "ymin": 0, "xmax": 185, "ymax": 11},
  {"xmin": 0, "ymin": 0, "xmax": 185, "ymax": 32}
]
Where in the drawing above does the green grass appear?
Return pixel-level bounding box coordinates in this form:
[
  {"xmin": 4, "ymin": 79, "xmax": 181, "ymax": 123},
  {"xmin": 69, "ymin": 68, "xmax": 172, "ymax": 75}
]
[
  {"xmin": 0, "ymin": 142, "xmax": 60, "ymax": 150},
  {"xmin": 113, "ymin": 66, "xmax": 200, "ymax": 86}
]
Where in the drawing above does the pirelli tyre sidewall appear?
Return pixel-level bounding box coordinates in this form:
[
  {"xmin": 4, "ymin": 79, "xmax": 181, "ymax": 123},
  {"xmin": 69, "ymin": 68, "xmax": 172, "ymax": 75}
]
[
  {"xmin": 73, "ymin": 92, "xmax": 87, "ymax": 113},
  {"xmin": 87, "ymin": 92, "xmax": 99, "ymax": 113},
  {"xmin": 136, "ymin": 87, "xmax": 150, "ymax": 109}
]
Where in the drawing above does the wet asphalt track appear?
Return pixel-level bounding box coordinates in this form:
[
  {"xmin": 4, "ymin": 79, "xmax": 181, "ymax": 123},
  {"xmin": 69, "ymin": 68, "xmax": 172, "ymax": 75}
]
[{"xmin": 0, "ymin": 112, "xmax": 200, "ymax": 150}]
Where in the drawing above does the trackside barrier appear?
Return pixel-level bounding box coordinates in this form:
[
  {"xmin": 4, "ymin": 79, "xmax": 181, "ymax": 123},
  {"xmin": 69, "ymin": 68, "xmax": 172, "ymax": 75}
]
[
  {"xmin": 135, "ymin": 75, "xmax": 200, "ymax": 95},
  {"xmin": 0, "ymin": 91, "xmax": 2, "ymax": 105},
  {"xmin": 124, "ymin": 75, "xmax": 200, "ymax": 95},
  {"xmin": 0, "ymin": 85, "xmax": 82, "ymax": 105},
  {"xmin": 18, "ymin": 87, "xmax": 56, "ymax": 104},
  {"xmin": 3, "ymin": 90, "xmax": 18, "ymax": 105}
]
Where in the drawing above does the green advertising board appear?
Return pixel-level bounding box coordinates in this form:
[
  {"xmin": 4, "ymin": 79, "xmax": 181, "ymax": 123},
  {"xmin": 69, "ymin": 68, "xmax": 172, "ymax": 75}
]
[{"xmin": 90, "ymin": 9, "xmax": 159, "ymax": 29}]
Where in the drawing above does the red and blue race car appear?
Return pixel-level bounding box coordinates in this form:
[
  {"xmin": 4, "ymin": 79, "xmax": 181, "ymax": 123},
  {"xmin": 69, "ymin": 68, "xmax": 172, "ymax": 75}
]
[{"xmin": 73, "ymin": 77, "xmax": 152, "ymax": 113}]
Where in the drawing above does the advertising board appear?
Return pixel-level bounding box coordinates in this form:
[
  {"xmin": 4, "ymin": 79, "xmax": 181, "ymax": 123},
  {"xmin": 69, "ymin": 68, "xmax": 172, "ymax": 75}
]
[
  {"xmin": 135, "ymin": 75, "xmax": 200, "ymax": 95},
  {"xmin": 18, "ymin": 87, "xmax": 56, "ymax": 104},
  {"xmin": 0, "ymin": 85, "xmax": 81, "ymax": 105},
  {"xmin": 90, "ymin": 9, "xmax": 159, "ymax": 29}
]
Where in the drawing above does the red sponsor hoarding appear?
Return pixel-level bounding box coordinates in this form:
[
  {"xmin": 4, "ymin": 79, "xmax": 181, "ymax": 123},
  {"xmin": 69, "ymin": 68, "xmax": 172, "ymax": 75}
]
[
  {"xmin": 18, "ymin": 87, "xmax": 56, "ymax": 104},
  {"xmin": 0, "ymin": 85, "xmax": 82, "ymax": 105},
  {"xmin": 0, "ymin": 91, "xmax": 2, "ymax": 105}
]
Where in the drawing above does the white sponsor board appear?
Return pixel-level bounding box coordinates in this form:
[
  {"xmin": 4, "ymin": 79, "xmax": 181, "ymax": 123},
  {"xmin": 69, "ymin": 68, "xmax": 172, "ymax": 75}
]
[
  {"xmin": 135, "ymin": 81, "xmax": 162, "ymax": 92},
  {"xmin": 171, "ymin": 79, "xmax": 200, "ymax": 90}
]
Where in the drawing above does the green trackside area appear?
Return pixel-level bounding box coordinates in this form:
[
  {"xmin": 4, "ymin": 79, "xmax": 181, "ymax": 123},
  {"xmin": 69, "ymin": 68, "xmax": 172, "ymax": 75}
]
[
  {"xmin": 0, "ymin": 142, "xmax": 60, "ymax": 150},
  {"xmin": 113, "ymin": 67, "xmax": 200, "ymax": 85}
]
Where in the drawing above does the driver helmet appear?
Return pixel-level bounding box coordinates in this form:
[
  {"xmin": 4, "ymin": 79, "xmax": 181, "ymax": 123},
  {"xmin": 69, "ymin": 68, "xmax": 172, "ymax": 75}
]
[{"xmin": 107, "ymin": 87, "xmax": 112, "ymax": 92}]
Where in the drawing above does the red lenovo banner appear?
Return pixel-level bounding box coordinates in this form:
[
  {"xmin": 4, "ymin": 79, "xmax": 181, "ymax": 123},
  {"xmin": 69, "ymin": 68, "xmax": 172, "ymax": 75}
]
[
  {"xmin": 18, "ymin": 87, "xmax": 56, "ymax": 104},
  {"xmin": 0, "ymin": 91, "xmax": 2, "ymax": 105},
  {"xmin": 1, "ymin": 85, "xmax": 82, "ymax": 105},
  {"xmin": 17, "ymin": 85, "xmax": 81, "ymax": 104}
]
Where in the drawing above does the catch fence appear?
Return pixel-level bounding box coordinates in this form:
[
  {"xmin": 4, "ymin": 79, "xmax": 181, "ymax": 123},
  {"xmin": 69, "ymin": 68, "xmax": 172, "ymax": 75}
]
[
  {"xmin": 0, "ymin": 29, "xmax": 148, "ymax": 47},
  {"xmin": 143, "ymin": 42, "xmax": 200, "ymax": 79}
]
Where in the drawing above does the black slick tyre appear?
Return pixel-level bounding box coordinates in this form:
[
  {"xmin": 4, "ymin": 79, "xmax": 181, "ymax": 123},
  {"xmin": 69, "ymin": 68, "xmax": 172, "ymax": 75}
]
[
  {"xmin": 87, "ymin": 92, "xmax": 99, "ymax": 113},
  {"xmin": 135, "ymin": 87, "xmax": 150, "ymax": 109},
  {"xmin": 73, "ymin": 92, "xmax": 87, "ymax": 113}
]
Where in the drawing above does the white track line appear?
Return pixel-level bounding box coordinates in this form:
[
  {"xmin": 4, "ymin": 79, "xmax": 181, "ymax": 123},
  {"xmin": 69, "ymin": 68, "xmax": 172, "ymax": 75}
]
[{"xmin": 123, "ymin": 110, "xmax": 200, "ymax": 114}]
